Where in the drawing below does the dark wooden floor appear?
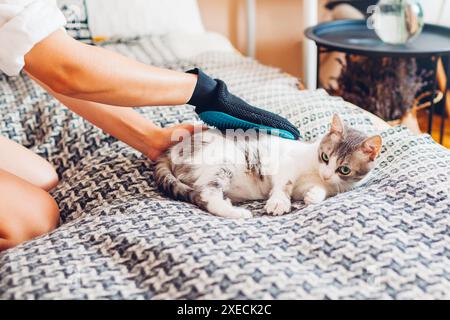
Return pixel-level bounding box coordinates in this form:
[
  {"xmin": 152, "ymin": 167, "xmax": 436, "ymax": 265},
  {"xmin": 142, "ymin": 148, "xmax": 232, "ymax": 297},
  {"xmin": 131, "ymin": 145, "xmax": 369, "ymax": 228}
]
[{"xmin": 417, "ymin": 110, "xmax": 450, "ymax": 148}]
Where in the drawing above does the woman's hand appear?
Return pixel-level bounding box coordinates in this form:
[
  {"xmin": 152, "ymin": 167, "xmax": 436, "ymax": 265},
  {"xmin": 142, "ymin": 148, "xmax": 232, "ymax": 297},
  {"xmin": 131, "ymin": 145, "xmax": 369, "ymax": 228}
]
[{"xmin": 144, "ymin": 124, "xmax": 206, "ymax": 160}]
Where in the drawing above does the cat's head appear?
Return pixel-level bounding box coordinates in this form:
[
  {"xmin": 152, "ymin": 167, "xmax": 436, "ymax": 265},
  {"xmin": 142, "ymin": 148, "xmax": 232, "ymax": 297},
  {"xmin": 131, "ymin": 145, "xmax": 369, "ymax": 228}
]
[{"xmin": 317, "ymin": 114, "xmax": 382, "ymax": 190}]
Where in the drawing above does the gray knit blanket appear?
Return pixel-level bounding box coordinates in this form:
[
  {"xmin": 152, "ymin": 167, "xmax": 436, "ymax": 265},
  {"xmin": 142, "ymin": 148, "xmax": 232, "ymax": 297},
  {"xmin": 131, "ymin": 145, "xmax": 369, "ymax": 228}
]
[{"xmin": 0, "ymin": 36, "xmax": 449, "ymax": 299}]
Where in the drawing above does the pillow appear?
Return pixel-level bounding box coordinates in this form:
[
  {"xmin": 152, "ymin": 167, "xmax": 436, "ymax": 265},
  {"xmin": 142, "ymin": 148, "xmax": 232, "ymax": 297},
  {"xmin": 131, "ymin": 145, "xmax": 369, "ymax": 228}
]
[
  {"xmin": 85, "ymin": 0, "xmax": 205, "ymax": 40},
  {"xmin": 57, "ymin": 0, "xmax": 92, "ymax": 43}
]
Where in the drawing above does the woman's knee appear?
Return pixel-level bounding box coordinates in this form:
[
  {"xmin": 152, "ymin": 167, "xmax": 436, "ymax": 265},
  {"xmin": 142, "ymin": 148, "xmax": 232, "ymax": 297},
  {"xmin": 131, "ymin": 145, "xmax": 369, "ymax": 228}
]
[
  {"xmin": 1, "ymin": 192, "xmax": 59, "ymax": 247},
  {"xmin": 25, "ymin": 190, "xmax": 59, "ymax": 239},
  {"xmin": 0, "ymin": 135, "xmax": 59, "ymax": 191},
  {"xmin": 36, "ymin": 161, "xmax": 59, "ymax": 191},
  {"xmin": 0, "ymin": 170, "xmax": 59, "ymax": 248}
]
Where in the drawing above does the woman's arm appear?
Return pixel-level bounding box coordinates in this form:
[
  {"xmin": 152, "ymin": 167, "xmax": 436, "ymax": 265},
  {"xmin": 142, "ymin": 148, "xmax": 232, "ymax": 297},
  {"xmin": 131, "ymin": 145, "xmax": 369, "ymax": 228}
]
[
  {"xmin": 24, "ymin": 30, "xmax": 197, "ymax": 107},
  {"xmin": 28, "ymin": 74, "xmax": 203, "ymax": 160},
  {"xmin": 23, "ymin": 28, "xmax": 300, "ymax": 142}
]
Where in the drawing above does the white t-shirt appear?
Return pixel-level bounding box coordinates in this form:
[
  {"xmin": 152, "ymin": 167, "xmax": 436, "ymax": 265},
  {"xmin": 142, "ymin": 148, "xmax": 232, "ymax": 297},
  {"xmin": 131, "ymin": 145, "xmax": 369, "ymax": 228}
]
[{"xmin": 0, "ymin": 0, "xmax": 66, "ymax": 76}]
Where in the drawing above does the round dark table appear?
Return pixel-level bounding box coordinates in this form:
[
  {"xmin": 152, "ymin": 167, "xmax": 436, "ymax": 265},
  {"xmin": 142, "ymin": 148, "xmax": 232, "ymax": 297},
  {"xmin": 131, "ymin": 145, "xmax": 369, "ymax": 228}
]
[{"xmin": 305, "ymin": 19, "xmax": 450, "ymax": 144}]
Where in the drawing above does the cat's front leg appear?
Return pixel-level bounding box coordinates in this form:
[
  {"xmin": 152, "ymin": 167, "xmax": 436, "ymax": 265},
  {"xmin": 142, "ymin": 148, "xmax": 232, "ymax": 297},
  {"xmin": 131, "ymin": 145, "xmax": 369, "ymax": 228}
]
[
  {"xmin": 304, "ymin": 185, "xmax": 327, "ymax": 205},
  {"xmin": 265, "ymin": 180, "xmax": 293, "ymax": 216}
]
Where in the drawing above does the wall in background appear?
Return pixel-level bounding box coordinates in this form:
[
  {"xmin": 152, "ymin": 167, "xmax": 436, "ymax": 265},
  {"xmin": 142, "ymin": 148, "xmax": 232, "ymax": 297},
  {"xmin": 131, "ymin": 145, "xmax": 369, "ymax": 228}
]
[{"xmin": 197, "ymin": 0, "xmax": 329, "ymax": 79}]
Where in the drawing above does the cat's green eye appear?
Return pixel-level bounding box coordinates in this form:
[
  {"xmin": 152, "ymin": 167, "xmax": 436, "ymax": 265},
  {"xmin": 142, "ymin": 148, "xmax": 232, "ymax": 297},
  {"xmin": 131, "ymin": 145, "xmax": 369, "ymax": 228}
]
[
  {"xmin": 321, "ymin": 152, "xmax": 329, "ymax": 163},
  {"xmin": 338, "ymin": 166, "xmax": 351, "ymax": 175}
]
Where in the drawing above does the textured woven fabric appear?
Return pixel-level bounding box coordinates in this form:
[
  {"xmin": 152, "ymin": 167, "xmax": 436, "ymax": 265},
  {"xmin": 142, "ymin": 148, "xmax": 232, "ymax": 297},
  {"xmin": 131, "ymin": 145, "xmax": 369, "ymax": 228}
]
[
  {"xmin": 0, "ymin": 36, "xmax": 449, "ymax": 299},
  {"xmin": 58, "ymin": 0, "xmax": 92, "ymax": 44}
]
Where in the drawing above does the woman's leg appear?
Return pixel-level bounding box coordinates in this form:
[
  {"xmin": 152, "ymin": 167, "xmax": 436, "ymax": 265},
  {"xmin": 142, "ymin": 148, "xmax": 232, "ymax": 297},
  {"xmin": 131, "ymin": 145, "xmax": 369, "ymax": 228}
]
[
  {"xmin": 0, "ymin": 136, "xmax": 58, "ymax": 191},
  {"xmin": 0, "ymin": 169, "xmax": 59, "ymax": 251},
  {"xmin": 0, "ymin": 136, "xmax": 59, "ymax": 251}
]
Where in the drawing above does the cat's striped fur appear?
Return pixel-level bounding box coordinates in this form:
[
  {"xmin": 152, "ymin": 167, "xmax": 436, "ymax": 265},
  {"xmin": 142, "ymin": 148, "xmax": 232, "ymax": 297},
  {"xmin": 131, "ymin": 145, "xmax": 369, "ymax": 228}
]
[{"xmin": 154, "ymin": 114, "xmax": 382, "ymax": 218}]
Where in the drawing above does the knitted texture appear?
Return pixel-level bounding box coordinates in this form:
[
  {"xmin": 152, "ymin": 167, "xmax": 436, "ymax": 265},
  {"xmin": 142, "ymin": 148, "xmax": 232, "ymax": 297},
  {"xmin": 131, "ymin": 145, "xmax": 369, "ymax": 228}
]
[{"xmin": 0, "ymin": 35, "xmax": 449, "ymax": 299}]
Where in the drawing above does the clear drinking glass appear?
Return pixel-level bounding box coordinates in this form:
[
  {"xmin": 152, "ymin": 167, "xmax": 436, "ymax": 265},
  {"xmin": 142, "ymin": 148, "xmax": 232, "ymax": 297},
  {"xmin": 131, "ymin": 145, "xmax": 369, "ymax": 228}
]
[{"xmin": 371, "ymin": 0, "xmax": 424, "ymax": 44}]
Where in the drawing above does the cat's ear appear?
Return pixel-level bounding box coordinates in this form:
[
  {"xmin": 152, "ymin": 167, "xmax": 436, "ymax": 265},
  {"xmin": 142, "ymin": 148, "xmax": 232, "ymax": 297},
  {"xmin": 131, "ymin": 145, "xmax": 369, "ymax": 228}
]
[
  {"xmin": 330, "ymin": 114, "xmax": 345, "ymax": 136},
  {"xmin": 362, "ymin": 135, "xmax": 382, "ymax": 161}
]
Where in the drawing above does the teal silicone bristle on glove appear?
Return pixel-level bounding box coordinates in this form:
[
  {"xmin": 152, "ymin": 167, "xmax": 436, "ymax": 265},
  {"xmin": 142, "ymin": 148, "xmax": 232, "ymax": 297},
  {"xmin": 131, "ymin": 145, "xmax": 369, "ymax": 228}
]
[{"xmin": 186, "ymin": 68, "xmax": 300, "ymax": 140}]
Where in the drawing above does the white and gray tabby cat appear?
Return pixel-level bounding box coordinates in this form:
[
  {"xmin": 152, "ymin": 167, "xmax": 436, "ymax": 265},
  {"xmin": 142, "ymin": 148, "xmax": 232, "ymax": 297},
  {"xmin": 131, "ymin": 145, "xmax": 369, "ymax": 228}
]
[{"xmin": 155, "ymin": 114, "xmax": 382, "ymax": 218}]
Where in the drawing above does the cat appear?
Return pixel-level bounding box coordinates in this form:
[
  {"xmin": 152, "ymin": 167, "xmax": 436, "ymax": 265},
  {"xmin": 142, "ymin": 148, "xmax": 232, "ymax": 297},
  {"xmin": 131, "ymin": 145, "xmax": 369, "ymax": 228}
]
[{"xmin": 154, "ymin": 114, "xmax": 382, "ymax": 219}]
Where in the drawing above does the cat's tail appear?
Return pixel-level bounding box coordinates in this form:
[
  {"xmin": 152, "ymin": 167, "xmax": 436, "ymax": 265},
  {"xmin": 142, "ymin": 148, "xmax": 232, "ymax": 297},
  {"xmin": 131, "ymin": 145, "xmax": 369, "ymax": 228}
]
[{"xmin": 154, "ymin": 154, "xmax": 205, "ymax": 207}]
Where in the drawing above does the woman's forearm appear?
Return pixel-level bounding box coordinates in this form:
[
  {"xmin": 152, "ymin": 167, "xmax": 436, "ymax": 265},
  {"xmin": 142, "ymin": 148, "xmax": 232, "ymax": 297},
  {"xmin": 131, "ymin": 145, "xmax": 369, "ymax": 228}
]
[
  {"xmin": 29, "ymin": 73, "xmax": 161, "ymax": 155},
  {"xmin": 24, "ymin": 30, "xmax": 197, "ymax": 107},
  {"xmin": 28, "ymin": 74, "xmax": 200, "ymax": 160}
]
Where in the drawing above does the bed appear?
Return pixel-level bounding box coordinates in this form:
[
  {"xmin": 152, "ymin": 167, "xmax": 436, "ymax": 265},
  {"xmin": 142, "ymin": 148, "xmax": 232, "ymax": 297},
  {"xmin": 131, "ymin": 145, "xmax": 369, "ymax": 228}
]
[{"xmin": 0, "ymin": 1, "xmax": 449, "ymax": 300}]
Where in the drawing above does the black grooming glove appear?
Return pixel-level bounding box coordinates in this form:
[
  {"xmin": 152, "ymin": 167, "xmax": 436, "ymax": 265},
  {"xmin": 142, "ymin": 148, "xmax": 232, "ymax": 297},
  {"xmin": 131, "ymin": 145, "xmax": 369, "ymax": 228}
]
[{"xmin": 186, "ymin": 68, "xmax": 300, "ymax": 140}]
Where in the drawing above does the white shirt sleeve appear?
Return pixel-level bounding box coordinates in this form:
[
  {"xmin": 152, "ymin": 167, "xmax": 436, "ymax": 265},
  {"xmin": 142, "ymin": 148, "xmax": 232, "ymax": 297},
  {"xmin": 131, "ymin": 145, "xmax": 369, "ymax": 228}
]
[{"xmin": 0, "ymin": 0, "xmax": 66, "ymax": 76}]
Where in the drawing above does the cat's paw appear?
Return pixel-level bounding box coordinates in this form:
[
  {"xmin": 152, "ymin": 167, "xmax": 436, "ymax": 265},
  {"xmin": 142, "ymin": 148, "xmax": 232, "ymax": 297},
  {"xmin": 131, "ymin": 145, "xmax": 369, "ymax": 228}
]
[
  {"xmin": 265, "ymin": 196, "xmax": 291, "ymax": 216},
  {"xmin": 304, "ymin": 186, "xmax": 327, "ymax": 205},
  {"xmin": 226, "ymin": 208, "xmax": 253, "ymax": 219}
]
